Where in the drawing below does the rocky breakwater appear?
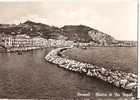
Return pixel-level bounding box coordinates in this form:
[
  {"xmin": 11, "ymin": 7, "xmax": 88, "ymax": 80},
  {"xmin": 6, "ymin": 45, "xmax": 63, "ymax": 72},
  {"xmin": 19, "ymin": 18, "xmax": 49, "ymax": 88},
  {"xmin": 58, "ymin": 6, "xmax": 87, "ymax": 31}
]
[{"xmin": 45, "ymin": 47, "xmax": 137, "ymax": 92}]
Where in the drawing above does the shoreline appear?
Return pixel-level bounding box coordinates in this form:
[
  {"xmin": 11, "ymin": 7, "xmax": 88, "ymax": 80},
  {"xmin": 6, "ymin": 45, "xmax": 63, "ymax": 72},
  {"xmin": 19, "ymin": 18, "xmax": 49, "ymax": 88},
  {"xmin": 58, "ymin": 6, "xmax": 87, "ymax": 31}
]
[{"xmin": 45, "ymin": 47, "xmax": 138, "ymax": 93}]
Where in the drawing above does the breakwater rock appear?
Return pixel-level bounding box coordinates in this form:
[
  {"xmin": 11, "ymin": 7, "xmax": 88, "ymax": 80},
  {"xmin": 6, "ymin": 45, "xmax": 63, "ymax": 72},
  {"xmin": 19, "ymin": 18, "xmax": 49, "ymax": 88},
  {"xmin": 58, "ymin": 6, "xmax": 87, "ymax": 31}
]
[{"xmin": 45, "ymin": 47, "xmax": 137, "ymax": 92}]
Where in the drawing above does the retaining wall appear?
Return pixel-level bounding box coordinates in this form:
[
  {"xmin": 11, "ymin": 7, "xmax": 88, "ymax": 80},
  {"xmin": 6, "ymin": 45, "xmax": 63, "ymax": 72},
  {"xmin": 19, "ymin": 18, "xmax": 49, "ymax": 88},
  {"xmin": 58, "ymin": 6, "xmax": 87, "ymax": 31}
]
[{"xmin": 45, "ymin": 47, "xmax": 137, "ymax": 92}]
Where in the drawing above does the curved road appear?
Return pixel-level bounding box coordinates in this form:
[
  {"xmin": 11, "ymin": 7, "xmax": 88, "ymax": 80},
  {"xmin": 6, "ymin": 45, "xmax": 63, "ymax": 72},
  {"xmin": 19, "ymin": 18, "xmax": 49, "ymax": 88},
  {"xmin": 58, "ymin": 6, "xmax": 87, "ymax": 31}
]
[{"xmin": 0, "ymin": 49, "xmax": 134, "ymax": 99}]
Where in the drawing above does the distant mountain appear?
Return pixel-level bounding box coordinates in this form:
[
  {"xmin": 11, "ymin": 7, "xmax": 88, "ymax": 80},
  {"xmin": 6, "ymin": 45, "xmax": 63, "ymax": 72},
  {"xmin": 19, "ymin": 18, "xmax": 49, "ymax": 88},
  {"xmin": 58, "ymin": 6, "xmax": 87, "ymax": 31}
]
[{"xmin": 0, "ymin": 20, "xmax": 137, "ymax": 46}]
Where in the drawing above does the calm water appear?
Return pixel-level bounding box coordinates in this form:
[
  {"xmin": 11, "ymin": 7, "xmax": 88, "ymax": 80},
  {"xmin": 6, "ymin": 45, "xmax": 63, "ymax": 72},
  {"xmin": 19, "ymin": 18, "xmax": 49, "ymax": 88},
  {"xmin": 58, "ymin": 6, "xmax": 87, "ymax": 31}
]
[
  {"xmin": 64, "ymin": 47, "xmax": 138, "ymax": 74},
  {"xmin": 0, "ymin": 48, "xmax": 136, "ymax": 99}
]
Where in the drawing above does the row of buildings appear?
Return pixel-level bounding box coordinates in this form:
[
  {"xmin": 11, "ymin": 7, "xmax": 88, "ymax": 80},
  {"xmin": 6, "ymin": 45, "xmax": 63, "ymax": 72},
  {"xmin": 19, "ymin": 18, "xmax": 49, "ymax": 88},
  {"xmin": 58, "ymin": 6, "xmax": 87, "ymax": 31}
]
[
  {"xmin": 0, "ymin": 34, "xmax": 137, "ymax": 52},
  {"xmin": 0, "ymin": 34, "xmax": 37, "ymax": 48},
  {"xmin": 0, "ymin": 34, "xmax": 78, "ymax": 51}
]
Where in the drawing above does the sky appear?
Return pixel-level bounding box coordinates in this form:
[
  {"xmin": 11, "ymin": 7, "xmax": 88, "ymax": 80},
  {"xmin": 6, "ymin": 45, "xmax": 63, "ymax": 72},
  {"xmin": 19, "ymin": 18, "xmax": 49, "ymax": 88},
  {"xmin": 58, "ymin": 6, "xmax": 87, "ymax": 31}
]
[{"xmin": 0, "ymin": 0, "xmax": 138, "ymax": 40}]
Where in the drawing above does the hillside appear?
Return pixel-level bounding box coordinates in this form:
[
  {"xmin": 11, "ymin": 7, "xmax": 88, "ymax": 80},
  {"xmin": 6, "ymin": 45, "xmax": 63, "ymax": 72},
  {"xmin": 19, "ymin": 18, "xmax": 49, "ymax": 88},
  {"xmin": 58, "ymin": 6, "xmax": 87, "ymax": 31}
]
[
  {"xmin": 61, "ymin": 25, "xmax": 93, "ymax": 42},
  {"xmin": 0, "ymin": 20, "xmax": 137, "ymax": 46}
]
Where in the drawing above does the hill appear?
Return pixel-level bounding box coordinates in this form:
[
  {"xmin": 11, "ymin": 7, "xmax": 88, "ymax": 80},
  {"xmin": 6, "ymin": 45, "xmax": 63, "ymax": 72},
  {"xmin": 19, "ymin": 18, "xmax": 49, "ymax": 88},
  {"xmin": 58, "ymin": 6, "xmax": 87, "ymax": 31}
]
[{"xmin": 0, "ymin": 20, "xmax": 137, "ymax": 46}]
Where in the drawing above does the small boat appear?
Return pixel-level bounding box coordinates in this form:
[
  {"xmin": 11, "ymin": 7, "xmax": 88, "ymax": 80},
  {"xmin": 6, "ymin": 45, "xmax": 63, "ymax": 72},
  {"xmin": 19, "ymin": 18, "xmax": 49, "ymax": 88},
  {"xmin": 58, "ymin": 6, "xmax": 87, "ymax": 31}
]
[
  {"xmin": 82, "ymin": 46, "xmax": 87, "ymax": 49},
  {"xmin": 17, "ymin": 51, "xmax": 22, "ymax": 55}
]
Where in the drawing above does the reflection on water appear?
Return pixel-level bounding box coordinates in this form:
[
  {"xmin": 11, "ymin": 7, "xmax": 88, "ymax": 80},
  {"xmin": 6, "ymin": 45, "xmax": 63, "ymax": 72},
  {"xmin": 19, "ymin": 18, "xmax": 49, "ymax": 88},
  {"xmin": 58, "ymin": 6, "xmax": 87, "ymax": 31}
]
[{"xmin": 0, "ymin": 49, "xmax": 135, "ymax": 99}]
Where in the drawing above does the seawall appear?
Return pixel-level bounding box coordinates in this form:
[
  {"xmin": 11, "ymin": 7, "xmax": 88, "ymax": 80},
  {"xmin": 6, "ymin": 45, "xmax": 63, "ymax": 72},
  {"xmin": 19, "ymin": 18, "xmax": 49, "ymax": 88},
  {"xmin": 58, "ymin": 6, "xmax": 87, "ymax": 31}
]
[{"xmin": 45, "ymin": 47, "xmax": 137, "ymax": 92}]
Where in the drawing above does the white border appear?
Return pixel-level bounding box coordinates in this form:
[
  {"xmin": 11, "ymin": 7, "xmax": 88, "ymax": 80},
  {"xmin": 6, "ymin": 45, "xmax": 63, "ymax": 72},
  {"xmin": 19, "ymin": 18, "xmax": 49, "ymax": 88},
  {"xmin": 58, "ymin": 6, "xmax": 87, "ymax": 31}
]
[{"xmin": 0, "ymin": 0, "xmax": 44, "ymax": 2}]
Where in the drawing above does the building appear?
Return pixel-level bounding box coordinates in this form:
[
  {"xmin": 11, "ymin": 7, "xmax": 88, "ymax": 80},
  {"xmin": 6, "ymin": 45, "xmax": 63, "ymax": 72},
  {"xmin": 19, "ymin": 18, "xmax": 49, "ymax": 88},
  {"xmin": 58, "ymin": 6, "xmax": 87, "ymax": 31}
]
[
  {"xmin": 32, "ymin": 36, "xmax": 47, "ymax": 47},
  {"xmin": 0, "ymin": 34, "xmax": 33, "ymax": 49},
  {"xmin": 0, "ymin": 34, "xmax": 13, "ymax": 48},
  {"xmin": 12, "ymin": 34, "xmax": 33, "ymax": 47}
]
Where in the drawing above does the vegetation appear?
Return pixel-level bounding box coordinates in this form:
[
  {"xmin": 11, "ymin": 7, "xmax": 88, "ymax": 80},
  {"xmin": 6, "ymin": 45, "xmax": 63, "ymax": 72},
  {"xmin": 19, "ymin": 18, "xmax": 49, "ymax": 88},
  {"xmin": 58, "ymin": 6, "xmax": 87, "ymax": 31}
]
[{"xmin": 0, "ymin": 20, "xmax": 137, "ymax": 46}]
